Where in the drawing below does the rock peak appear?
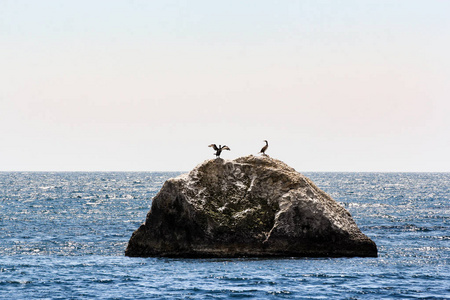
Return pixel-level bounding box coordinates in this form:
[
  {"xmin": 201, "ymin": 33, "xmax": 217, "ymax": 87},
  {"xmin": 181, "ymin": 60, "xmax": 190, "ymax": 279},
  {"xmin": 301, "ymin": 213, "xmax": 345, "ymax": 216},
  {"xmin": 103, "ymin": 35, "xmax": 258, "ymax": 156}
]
[{"xmin": 125, "ymin": 156, "xmax": 377, "ymax": 258}]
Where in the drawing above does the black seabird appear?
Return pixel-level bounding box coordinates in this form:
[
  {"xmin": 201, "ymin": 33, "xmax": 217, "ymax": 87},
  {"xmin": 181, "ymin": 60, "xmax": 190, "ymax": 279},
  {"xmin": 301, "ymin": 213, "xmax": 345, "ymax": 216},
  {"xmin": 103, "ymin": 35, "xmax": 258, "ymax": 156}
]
[
  {"xmin": 259, "ymin": 140, "xmax": 269, "ymax": 155},
  {"xmin": 208, "ymin": 144, "xmax": 231, "ymax": 158}
]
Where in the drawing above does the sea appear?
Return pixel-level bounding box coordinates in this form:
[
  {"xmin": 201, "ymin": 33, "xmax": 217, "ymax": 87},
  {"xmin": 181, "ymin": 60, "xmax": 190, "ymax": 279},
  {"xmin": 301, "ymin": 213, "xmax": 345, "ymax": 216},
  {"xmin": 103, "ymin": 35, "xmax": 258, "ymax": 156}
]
[{"xmin": 0, "ymin": 172, "xmax": 449, "ymax": 299}]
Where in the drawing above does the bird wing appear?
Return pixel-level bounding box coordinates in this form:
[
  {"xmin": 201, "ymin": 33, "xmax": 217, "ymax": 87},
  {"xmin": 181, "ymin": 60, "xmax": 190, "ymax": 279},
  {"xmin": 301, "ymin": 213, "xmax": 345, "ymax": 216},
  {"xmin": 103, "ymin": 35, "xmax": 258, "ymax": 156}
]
[
  {"xmin": 208, "ymin": 144, "xmax": 219, "ymax": 151},
  {"xmin": 222, "ymin": 146, "xmax": 230, "ymax": 151}
]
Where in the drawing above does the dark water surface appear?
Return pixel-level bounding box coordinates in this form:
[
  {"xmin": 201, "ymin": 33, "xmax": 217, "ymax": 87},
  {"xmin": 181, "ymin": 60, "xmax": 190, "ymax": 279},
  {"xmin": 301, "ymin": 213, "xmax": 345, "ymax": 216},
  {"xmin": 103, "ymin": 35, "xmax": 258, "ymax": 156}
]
[{"xmin": 1, "ymin": 172, "xmax": 449, "ymax": 299}]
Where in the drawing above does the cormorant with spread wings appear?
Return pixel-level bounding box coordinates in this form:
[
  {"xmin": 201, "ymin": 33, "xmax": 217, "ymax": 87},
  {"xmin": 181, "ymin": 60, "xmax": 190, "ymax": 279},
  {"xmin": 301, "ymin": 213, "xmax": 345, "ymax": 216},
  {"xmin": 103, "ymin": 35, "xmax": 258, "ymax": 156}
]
[{"xmin": 208, "ymin": 144, "xmax": 230, "ymax": 158}]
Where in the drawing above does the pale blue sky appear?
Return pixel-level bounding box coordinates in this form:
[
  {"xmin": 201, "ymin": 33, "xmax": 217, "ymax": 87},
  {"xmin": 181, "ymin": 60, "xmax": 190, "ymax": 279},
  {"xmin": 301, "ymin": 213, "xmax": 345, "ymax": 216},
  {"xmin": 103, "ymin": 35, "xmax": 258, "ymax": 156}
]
[{"xmin": 1, "ymin": 1, "xmax": 449, "ymax": 171}]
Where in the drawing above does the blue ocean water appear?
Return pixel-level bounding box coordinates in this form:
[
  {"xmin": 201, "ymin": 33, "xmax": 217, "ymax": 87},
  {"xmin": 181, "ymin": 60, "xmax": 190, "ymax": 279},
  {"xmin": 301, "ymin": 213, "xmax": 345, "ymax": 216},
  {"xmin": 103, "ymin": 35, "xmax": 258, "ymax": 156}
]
[{"xmin": 0, "ymin": 172, "xmax": 449, "ymax": 299}]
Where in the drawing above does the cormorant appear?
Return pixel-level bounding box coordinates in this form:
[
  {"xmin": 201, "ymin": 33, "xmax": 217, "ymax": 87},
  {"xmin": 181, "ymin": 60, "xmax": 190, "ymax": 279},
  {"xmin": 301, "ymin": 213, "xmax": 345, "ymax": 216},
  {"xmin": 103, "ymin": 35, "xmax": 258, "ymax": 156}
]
[
  {"xmin": 208, "ymin": 144, "xmax": 231, "ymax": 158},
  {"xmin": 259, "ymin": 140, "xmax": 269, "ymax": 155}
]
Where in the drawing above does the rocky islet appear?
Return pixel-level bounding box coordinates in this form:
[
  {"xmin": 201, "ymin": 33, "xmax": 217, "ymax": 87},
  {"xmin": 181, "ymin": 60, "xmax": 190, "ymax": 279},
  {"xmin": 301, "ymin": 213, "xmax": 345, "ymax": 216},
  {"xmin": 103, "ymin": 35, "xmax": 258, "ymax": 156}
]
[{"xmin": 125, "ymin": 155, "xmax": 377, "ymax": 258}]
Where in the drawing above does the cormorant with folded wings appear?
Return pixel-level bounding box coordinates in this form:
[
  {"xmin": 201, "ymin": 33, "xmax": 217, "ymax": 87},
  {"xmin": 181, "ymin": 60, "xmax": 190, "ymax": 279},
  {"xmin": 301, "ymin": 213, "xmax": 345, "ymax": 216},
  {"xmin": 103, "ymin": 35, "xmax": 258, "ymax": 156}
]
[{"xmin": 259, "ymin": 140, "xmax": 269, "ymax": 155}]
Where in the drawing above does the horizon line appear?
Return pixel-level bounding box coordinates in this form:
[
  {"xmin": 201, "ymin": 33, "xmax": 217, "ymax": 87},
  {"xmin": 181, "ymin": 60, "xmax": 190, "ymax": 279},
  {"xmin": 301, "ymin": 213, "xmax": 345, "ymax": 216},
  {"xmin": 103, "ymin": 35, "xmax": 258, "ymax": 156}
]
[{"xmin": 0, "ymin": 170, "xmax": 448, "ymax": 173}]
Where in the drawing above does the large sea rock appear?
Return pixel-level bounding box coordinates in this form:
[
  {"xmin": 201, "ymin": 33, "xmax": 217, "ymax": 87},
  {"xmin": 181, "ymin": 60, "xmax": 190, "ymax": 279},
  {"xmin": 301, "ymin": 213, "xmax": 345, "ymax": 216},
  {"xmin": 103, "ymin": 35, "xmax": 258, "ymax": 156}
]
[{"xmin": 125, "ymin": 155, "xmax": 377, "ymax": 258}]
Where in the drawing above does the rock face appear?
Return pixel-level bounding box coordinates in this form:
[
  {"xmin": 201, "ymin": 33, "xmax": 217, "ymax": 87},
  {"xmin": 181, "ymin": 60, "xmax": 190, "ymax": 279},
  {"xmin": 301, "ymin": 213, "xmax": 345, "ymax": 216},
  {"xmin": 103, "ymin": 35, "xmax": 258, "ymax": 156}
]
[{"xmin": 125, "ymin": 155, "xmax": 377, "ymax": 258}]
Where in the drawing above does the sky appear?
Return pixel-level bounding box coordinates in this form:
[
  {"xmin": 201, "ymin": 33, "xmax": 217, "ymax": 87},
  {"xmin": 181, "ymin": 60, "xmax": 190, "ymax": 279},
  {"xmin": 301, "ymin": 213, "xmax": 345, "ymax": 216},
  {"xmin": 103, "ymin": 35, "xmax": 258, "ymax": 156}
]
[{"xmin": 1, "ymin": 0, "xmax": 449, "ymax": 172}]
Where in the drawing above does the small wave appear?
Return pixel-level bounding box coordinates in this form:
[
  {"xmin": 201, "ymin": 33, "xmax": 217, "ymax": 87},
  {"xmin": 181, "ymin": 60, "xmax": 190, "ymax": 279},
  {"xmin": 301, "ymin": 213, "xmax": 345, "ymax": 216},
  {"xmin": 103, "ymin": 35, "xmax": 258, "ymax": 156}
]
[
  {"xmin": 1, "ymin": 280, "xmax": 33, "ymax": 285},
  {"xmin": 266, "ymin": 290, "xmax": 292, "ymax": 296},
  {"xmin": 366, "ymin": 224, "xmax": 447, "ymax": 232},
  {"xmin": 38, "ymin": 186, "xmax": 56, "ymax": 190},
  {"xmin": 346, "ymin": 203, "xmax": 390, "ymax": 208}
]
